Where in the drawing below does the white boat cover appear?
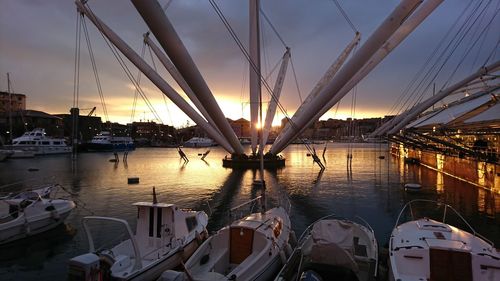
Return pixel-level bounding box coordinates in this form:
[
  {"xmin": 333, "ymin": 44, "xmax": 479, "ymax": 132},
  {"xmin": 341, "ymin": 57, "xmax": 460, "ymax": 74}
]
[
  {"xmin": 310, "ymin": 220, "xmax": 358, "ymax": 272},
  {"xmin": 311, "ymin": 219, "xmax": 354, "ymax": 249}
]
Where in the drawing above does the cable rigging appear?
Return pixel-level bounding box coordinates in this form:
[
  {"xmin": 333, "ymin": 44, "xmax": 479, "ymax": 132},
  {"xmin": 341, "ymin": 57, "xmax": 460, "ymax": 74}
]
[{"xmin": 81, "ymin": 3, "xmax": 164, "ymax": 124}]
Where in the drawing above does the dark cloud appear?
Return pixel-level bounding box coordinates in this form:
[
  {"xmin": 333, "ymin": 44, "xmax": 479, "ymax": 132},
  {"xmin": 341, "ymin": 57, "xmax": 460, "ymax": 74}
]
[{"xmin": 1, "ymin": 0, "xmax": 498, "ymax": 125}]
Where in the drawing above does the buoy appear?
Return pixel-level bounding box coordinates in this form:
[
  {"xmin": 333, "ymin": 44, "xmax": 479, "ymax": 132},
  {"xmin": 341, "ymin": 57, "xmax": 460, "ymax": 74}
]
[
  {"xmin": 128, "ymin": 177, "xmax": 140, "ymax": 184},
  {"xmin": 404, "ymin": 183, "xmax": 421, "ymax": 192}
]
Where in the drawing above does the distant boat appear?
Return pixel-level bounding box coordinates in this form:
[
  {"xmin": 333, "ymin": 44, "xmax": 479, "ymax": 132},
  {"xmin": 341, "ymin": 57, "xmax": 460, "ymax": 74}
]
[
  {"xmin": 7, "ymin": 128, "xmax": 71, "ymax": 155},
  {"xmin": 389, "ymin": 200, "xmax": 500, "ymax": 281},
  {"xmin": 85, "ymin": 131, "xmax": 135, "ymax": 152},
  {"xmin": 275, "ymin": 214, "xmax": 378, "ymax": 281},
  {"xmin": 0, "ymin": 187, "xmax": 75, "ymax": 245},
  {"xmin": 404, "ymin": 183, "xmax": 421, "ymax": 192},
  {"xmin": 183, "ymin": 137, "xmax": 216, "ymax": 148},
  {"xmin": 68, "ymin": 189, "xmax": 209, "ymax": 281}
]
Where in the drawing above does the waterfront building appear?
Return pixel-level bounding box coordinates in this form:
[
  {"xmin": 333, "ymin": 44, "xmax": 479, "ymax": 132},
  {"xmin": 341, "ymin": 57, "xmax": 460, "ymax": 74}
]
[{"xmin": 0, "ymin": 91, "xmax": 26, "ymax": 113}]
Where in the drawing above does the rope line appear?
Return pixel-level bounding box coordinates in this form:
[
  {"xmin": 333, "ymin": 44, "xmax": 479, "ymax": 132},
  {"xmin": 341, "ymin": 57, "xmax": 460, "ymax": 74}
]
[{"xmin": 331, "ymin": 0, "xmax": 358, "ymax": 33}]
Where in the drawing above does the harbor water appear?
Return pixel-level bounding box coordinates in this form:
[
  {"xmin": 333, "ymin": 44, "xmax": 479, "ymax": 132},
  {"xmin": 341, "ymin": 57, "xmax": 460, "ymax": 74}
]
[{"xmin": 0, "ymin": 143, "xmax": 498, "ymax": 280}]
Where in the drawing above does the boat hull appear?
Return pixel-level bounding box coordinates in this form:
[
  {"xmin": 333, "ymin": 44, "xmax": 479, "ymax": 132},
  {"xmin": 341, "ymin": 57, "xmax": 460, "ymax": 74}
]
[
  {"xmin": 0, "ymin": 206, "xmax": 73, "ymax": 245},
  {"xmin": 120, "ymin": 238, "xmax": 200, "ymax": 281}
]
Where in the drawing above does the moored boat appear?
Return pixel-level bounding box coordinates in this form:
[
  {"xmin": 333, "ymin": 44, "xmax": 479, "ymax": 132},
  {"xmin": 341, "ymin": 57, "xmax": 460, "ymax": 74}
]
[
  {"xmin": 68, "ymin": 188, "xmax": 209, "ymax": 281},
  {"xmin": 275, "ymin": 214, "xmax": 378, "ymax": 281},
  {"xmin": 0, "ymin": 189, "xmax": 75, "ymax": 245},
  {"xmin": 389, "ymin": 199, "xmax": 500, "ymax": 281},
  {"xmin": 183, "ymin": 137, "xmax": 216, "ymax": 148},
  {"xmin": 84, "ymin": 131, "xmax": 135, "ymax": 152},
  {"xmin": 159, "ymin": 206, "xmax": 292, "ymax": 281},
  {"xmin": 7, "ymin": 128, "xmax": 71, "ymax": 155}
]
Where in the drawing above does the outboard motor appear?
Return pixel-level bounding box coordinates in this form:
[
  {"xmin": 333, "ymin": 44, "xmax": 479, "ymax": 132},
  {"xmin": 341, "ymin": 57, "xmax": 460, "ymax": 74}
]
[{"xmin": 67, "ymin": 253, "xmax": 100, "ymax": 281}]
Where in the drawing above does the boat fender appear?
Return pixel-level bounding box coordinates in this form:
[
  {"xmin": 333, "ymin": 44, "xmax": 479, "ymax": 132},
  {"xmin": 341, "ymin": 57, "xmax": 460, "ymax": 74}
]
[
  {"xmin": 195, "ymin": 231, "xmax": 203, "ymax": 245},
  {"xmin": 99, "ymin": 253, "xmax": 115, "ymax": 281},
  {"xmin": 289, "ymin": 231, "xmax": 298, "ymax": 248},
  {"xmin": 285, "ymin": 243, "xmax": 293, "ymax": 257},
  {"xmin": 279, "ymin": 250, "xmax": 287, "ymax": 264}
]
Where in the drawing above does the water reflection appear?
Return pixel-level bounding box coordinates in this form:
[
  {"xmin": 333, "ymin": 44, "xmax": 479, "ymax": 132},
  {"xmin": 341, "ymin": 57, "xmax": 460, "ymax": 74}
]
[{"xmin": 0, "ymin": 144, "xmax": 498, "ymax": 281}]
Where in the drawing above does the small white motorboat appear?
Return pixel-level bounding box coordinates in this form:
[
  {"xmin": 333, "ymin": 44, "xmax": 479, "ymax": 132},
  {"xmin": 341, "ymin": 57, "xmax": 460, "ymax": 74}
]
[
  {"xmin": 0, "ymin": 189, "xmax": 75, "ymax": 245},
  {"xmin": 389, "ymin": 199, "xmax": 500, "ymax": 281},
  {"xmin": 68, "ymin": 188, "xmax": 209, "ymax": 281},
  {"xmin": 159, "ymin": 206, "xmax": 292, "ymax": 281},
  {"xmin": 275, "ymin": 214, "xmax": 378, "ymax": 281}
]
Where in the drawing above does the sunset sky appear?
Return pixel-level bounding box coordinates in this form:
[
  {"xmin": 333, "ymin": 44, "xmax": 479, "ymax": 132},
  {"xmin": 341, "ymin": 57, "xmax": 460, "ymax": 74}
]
[{"xmin": 1, "ymin": 0, "xmax": 498, "ymax": 127}]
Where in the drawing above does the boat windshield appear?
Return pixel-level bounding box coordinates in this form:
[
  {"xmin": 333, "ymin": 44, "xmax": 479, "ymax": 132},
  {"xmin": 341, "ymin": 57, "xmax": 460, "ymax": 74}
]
[{"xmin": 394, "ymin": 200, "xmax": 493, "ymax": 246}]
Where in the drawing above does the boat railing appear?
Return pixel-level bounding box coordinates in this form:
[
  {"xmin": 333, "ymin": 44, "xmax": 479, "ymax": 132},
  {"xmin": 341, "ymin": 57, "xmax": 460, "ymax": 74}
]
[
  {"xmin": 82, "ymin": 216, "xmax": 143, "ymax": 270},
  {"xmin": 229, "ymin": 196, "xmax": 262, "ymax": 221},
  {"xmin": 394, "ymin": 199, "xmax": 494, "ymax": 247},
  {"xmin": 298, "ymin": 213, "xmax": 375, "ymax": 244}
]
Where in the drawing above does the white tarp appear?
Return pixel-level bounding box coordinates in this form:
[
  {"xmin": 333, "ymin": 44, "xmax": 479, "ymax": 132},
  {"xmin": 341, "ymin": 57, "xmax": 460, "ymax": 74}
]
[
  {"xmin": 310, "ymin": 219, "xmax": 358, "ymax": 271},
  {"xmin": 464, "ymin": 102, "xmax": 500, "ymax": 123},
  {"xmin": 407, "ymin": 94, "xmax": 492, "ymax": 128},
  {"xmin": 311, "ymin": 219, "xmax": 354, "ymax": 249}
]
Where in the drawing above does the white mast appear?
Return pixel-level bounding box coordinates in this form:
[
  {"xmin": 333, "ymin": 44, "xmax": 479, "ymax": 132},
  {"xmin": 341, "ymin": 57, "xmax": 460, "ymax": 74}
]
[
  {"xmin": 259, "ymin": 48, "xmax": 290, "ymax": 155},
  {"xmin": 75, "ymin": 0, "xmax": 235, "ymax": 154},
  {"xmin": 386, "ymin": 60, "xmax": 500, "ymax": 135},
  {"xmin": 143, "ymin": 34, "xmax": 222, "ymax": 137},
  {"xmin": 130, "ymin": 0, "xmax": 245, "ymax": 155},
  {"xmin": 7, "ymin": 73, "xmax": 12, "ymax": 143},
  {"xmin": 249, "ymin": 0, "xmax": 261, "ymax": 155},
  {"xmin": 270, "ymin": 0, "xmax": 435, "ymax": 154},
  {"xmin": 274, "ymin": 33, "xmax": 360, "ymax": 149}
]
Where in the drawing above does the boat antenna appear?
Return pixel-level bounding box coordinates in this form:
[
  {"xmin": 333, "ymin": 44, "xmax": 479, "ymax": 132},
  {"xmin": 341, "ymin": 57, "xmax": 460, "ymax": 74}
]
[
  {"xmin": 7, "ymin": 73, "xmax": 13, "ymax": 143},
  {"xmin": 152, "ymin": 186, "xmax": 158, "ymax": 204}
]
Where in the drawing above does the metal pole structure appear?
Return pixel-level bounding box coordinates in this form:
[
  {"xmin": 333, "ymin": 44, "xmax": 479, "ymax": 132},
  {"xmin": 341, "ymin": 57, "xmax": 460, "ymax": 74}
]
[
  {"xmin": 270, "ymin": 0, "xmax": 443, "ymax": 152},
  {"xmin": 7, "ymin": 73, "xmax": 12, "ymax": 143},
  {"xmin": 130, "ymin": 0, "xmax": 244, "ymax": 155},
  {"xmin": 319, "ymin": 0, "xmax": 443, "ymax": 139},
  {"xmin": 271, "ymin": 0, "xmax": 423, "ymax": 154},
  {"xmin": 387, "ymin": 60, "xmax": 500, "ymax": 134},
  {"xmin": 143, "ymin": 34, "xmax": 221, "ymax": 135},
  {"xmin": 259, "ymin": 48, "xmax": 290, "ymax": 155},
  {"xmin": 75, "ymin": 0, "xmax": 235, "ymax": 154},
  {"xmin": 275, "ymin": 32, "xmax": 360, "ymax": 147},
  {"xmin": 249, "ymin": 0, "xmax": 261, "ymax": 155}
]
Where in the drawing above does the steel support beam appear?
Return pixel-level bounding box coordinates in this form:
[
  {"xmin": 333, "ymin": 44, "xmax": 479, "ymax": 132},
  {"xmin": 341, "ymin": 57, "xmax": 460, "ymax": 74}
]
[
  {"xmin": 131, "ymin": 0, "xmax": 244, "ymax": 155},
  {"xmin": 259, "ymin": 48, "xmax": 290, "ymax": 155},
  {"xmin": 75, "ymin": 0, "xmax": 235, "ymax": 153},
  {"xmin": 270, "ymin": 0, "xmax": 425, "ymax": 154},
  {"xmin": 386, "ymin": 60, "xmax": 500, "ymax": 135},
  {"xmin": 143, "ymin": 34, "xmax": 221, "ymax": 135}
]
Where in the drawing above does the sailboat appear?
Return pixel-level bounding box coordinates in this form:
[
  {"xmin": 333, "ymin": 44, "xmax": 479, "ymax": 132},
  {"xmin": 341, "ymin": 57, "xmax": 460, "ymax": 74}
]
[{"xmin": 67, "ymin": 188, "xmax": 209, "ymax": 281}]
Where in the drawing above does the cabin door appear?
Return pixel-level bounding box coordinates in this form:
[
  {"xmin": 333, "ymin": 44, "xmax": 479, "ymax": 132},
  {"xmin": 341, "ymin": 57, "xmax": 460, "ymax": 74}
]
[
  {"xmin": 230, "ymin": 227, "xmax": 254, "ymax": 264},
  {"xmin": 429, "ymin": 248, "xmax": 472, "ymax": 281}
]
